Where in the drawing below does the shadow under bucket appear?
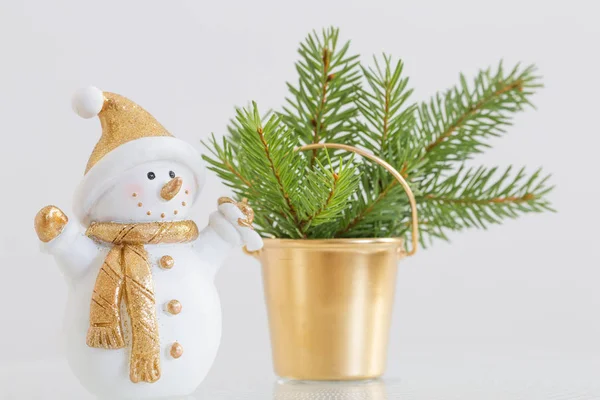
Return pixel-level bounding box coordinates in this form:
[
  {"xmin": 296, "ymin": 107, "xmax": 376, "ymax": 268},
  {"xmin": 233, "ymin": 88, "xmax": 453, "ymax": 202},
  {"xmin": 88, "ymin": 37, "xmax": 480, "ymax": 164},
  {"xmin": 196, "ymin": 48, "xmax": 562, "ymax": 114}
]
[{"xmin": 257, "ymin": 238, "xmax": 405, "ymax": 380}]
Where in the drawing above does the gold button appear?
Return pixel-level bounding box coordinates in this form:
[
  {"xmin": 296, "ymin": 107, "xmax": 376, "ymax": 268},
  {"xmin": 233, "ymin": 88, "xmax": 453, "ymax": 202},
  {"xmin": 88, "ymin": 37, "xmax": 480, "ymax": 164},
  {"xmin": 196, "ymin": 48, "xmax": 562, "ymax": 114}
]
[
  {"xmin": 167, "ymin": 300, "xmax": 182, "ymax": 315},
  {"xmin": 159, "ymin": 255, "xmax": 174, "ymax": 269},
  {"xmin": 170, "ymin": 342, "xmax": 183, "ymax": 359}
]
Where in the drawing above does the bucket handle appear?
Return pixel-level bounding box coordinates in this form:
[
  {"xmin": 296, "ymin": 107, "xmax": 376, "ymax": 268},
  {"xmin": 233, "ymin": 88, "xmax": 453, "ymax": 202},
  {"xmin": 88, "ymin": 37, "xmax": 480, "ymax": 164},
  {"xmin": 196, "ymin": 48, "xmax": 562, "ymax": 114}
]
[{"xmin": 295, "ymin": 143, "xmax": 419, "ymax": 256}]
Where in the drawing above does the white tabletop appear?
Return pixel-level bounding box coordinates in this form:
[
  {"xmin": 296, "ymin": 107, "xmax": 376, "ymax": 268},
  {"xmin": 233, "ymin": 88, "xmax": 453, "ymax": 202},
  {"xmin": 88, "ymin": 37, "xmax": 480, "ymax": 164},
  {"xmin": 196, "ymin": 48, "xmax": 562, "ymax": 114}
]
[{"xmin": 2, "ymin": 357, "xmax": 599, "ymax": 399}]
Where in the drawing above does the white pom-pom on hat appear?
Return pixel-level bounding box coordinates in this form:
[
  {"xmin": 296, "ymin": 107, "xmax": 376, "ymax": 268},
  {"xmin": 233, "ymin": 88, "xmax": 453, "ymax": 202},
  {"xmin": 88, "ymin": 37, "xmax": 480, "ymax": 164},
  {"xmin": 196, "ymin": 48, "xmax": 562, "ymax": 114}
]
[{"xmin": 72, "ymin": 86, "xmax": 105, "ymax": 119}]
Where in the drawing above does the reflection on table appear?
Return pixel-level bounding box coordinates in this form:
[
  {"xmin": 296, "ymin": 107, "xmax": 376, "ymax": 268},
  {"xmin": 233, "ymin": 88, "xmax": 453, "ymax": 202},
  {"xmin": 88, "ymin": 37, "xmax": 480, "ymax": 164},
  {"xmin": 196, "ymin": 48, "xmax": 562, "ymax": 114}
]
[{"xmin": 273, "ymin": 379, "xmax": 386, "ymax": 399}]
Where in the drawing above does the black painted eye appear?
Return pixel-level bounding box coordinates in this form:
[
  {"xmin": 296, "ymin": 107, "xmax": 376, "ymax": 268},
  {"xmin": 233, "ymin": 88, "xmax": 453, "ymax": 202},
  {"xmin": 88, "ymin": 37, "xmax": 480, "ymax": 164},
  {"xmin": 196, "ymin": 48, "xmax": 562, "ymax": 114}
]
[
  {"xmin": 169, "ymin": 171, "xmax": 176, "ymax": 179},
  {"xmin": 147, "ymin": 172, "xmax": 156, "ymax": 180}
]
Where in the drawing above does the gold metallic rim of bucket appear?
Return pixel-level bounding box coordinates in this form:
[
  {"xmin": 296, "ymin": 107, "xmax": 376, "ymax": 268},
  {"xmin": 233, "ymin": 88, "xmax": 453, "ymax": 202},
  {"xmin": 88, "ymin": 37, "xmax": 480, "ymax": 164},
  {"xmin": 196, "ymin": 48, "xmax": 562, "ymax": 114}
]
[
  {"xmin": 262, "ymin": 237, "xmax": 404, "ymax": 250},
  {"xmin": 249, "ymin": 143, "xmax": 419, "ymax": 381}
]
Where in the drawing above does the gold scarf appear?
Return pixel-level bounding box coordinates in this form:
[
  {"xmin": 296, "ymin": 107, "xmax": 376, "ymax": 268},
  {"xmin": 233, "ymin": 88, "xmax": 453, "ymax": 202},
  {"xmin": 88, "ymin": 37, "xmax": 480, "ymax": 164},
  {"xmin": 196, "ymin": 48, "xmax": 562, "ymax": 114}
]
[{"xmin": 85, "ymin": 221, "xmax": 199, "ymax": 383}]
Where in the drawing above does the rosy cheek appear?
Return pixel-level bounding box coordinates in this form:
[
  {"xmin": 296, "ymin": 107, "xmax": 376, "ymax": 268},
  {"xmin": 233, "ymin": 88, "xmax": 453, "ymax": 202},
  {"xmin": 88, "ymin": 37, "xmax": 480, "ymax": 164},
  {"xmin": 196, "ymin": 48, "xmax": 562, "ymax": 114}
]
[{"xmin": 126, "ymin": 184, "xmax": 144, "ymax": 198}]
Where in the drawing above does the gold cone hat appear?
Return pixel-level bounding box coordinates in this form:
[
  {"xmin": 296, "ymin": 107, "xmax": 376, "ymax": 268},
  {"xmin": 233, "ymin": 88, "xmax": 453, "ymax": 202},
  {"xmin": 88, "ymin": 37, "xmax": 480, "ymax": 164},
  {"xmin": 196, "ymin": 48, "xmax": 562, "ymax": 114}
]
[{"xmin": 85, "ymin": 92, "xmax": 172, "ymax": 173}]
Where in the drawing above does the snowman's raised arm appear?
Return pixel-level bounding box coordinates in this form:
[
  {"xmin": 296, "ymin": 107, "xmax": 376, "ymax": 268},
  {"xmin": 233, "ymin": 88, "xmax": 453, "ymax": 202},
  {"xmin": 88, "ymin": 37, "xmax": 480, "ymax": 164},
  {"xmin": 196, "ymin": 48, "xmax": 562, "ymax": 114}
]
[
  {"xmin": 193, "ymin": 214, "xmax": 236, "ymax": 274},
  {"xmin": 35, "ymin": 205, "xmax": 101, "ymax": 281},
  {"xmin": 194, "ymin": 202, "xmax": 263, "ymax": 274}
]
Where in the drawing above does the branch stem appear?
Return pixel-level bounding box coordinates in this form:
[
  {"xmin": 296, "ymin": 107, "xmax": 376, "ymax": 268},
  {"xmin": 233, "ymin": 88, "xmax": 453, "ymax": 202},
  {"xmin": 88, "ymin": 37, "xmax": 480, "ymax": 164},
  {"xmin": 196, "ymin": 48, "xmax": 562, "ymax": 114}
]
[
  {"xmin": 300, "ymin": 173, "xmax": 338, "ymax": 232},
  {"xmin": 424, "ymin": 192, "xmax": 535, "ymax": 205},
  {"xmin": 256, "ymin": 127, "xmax": 302, "ymax": 227},
  {"xmin": 310, "ymin": 48, "xmax": 331, "ymax": 167},
  {"xmin": 337, "ymin": 180, "xmax": 397, "ymax": 235},
  {"xmin": 223, "ymin": 161, "xmax": 256, "ymax": 192},
  {"xmin": 381, "ymin": 81, "xmax": 391, "ymax": 150},
  {"xmin": 424, "ymin": 79, "xmax": 524, "ymax": 154}
]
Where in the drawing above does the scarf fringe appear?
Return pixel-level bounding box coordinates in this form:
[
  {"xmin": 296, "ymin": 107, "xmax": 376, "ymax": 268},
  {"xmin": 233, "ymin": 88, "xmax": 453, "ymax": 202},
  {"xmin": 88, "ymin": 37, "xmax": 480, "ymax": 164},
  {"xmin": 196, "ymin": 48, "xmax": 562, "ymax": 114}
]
[
  {"xmin": 130, "ymin": 353, "xmax": 161, "ymax": 383},
  {"xmin": 86, "ymin": 325, "xmax": 125, "ymax": 349}
]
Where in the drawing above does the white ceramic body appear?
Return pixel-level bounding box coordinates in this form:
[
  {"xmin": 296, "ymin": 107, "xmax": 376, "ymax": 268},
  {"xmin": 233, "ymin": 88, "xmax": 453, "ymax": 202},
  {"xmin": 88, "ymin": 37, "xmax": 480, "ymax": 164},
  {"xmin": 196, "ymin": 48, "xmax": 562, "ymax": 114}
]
[
  {"xmin": 40, "ymin": 152, "xmax": 262, "ymax": 399},
  {"xmin": 65, "ymin": 243, "xmax": 220, "ymax": 399},
  {"xmin": 66, "ymin": 244, "xmax": 221, "ymax": 398},
  {"xmin": 43, "ymin": 220, "xmax": 234, "ymax": 399}
]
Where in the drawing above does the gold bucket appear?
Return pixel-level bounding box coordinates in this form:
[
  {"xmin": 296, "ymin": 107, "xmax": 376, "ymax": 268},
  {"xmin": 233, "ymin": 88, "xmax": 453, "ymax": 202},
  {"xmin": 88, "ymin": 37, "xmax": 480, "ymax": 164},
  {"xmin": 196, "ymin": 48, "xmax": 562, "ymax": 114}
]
[{"xmin": 250, "ymin": 143, "xmax": 419, "ymax": 381}]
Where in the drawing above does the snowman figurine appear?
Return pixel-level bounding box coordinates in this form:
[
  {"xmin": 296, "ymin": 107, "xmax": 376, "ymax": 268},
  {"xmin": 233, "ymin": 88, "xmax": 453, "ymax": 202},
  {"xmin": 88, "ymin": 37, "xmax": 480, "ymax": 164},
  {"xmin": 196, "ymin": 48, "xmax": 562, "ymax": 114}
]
[{"xmin": 33, "ymin": 87, "xmax": 263, "ymax": 399}]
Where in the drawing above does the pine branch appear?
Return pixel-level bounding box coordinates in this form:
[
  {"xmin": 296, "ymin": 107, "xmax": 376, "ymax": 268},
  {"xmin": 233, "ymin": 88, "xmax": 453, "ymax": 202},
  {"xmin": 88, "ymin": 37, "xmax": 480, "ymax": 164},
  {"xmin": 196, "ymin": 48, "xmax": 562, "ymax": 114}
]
[
  {"xmin": 205, "ymin": 102, "xmax": 359, "ymax": 239},
  {"xmin": 202, "ymin": 134, "xmax": 282, "ymax": 238},
  {"xmin": 338, "ymin": 55, "xmax": 418, "ymax": 237},
  {"xmin": 235, "ymin": 104, "xmax": 307, "ymax": 237},
  {"xmin": 281, "ymin": 27, "xmax": 361, "ymax": 167},
  {"xmin": 202, "ymin": 134, "xmax": 256, "ymax": 195},
  {"xmin": 355, "ymin": 54, "xmax": 416, "ymax": 161},
  {"xmin": 338, "ymin": 178, "xmax": 396, "ymax": 236},
  {"xmin": 225, "ymin": 105, "xmax": 274, "ymax": 150},
  {"xmin": 416, "ymin": 165, "xmax": 554, "ymax": 242},
  {"xmin": 337, "ymin": 173, "xmax": 412, "ymax": 238},
  {"xmin": 301, "ymin": 156, "xmax": 360, "ymax": 238},
  {"xmin": 302, "ymin": 175, "xmax": 338, "ymax": 229},
  {"xmin": 409, "ymin": 63, "xmax": 542, "ymax": 177},
  {"xmin": 423, "ymin": 80, "xmax": 522, "ymax": 154},
  {"xmin": 202, "ymin": 27, "xmax": 553, "ymax": 246},
  {"xmin": 259, "ymin": 126, "xmax": 300, "ymax": 223}
]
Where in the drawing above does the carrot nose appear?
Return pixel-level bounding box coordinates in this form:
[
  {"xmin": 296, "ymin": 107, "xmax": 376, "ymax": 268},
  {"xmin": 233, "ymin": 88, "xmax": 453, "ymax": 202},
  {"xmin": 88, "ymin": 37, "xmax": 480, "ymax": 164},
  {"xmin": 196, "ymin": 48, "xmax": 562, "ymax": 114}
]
[{"xmin": 160, "ymin": 177, "xmax": 182, "ymax": 201}]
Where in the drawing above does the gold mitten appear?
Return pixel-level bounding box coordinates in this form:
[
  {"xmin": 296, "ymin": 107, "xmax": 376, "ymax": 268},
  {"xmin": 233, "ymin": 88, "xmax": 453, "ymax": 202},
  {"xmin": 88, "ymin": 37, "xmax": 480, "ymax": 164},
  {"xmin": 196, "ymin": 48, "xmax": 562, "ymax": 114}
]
[{"xmin": 34, "ymin": 205, "xmax": 68, "ymax": 242}]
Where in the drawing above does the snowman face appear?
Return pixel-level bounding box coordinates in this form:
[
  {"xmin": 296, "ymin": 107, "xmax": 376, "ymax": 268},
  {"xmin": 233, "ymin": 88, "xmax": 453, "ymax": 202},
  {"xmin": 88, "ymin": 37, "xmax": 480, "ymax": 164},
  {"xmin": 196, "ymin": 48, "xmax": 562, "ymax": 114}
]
[{"xmin": 89, "ymin": 161, "xmax": 198, "ymax": 223}]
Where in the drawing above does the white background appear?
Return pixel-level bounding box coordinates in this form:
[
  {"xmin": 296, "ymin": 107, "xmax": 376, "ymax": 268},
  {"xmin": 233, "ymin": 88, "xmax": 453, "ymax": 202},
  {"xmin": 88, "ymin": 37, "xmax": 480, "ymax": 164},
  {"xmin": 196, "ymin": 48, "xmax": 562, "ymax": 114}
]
[{"xmin": 0, "ymin": 0, "xmax": 598, "ymax": 396}]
